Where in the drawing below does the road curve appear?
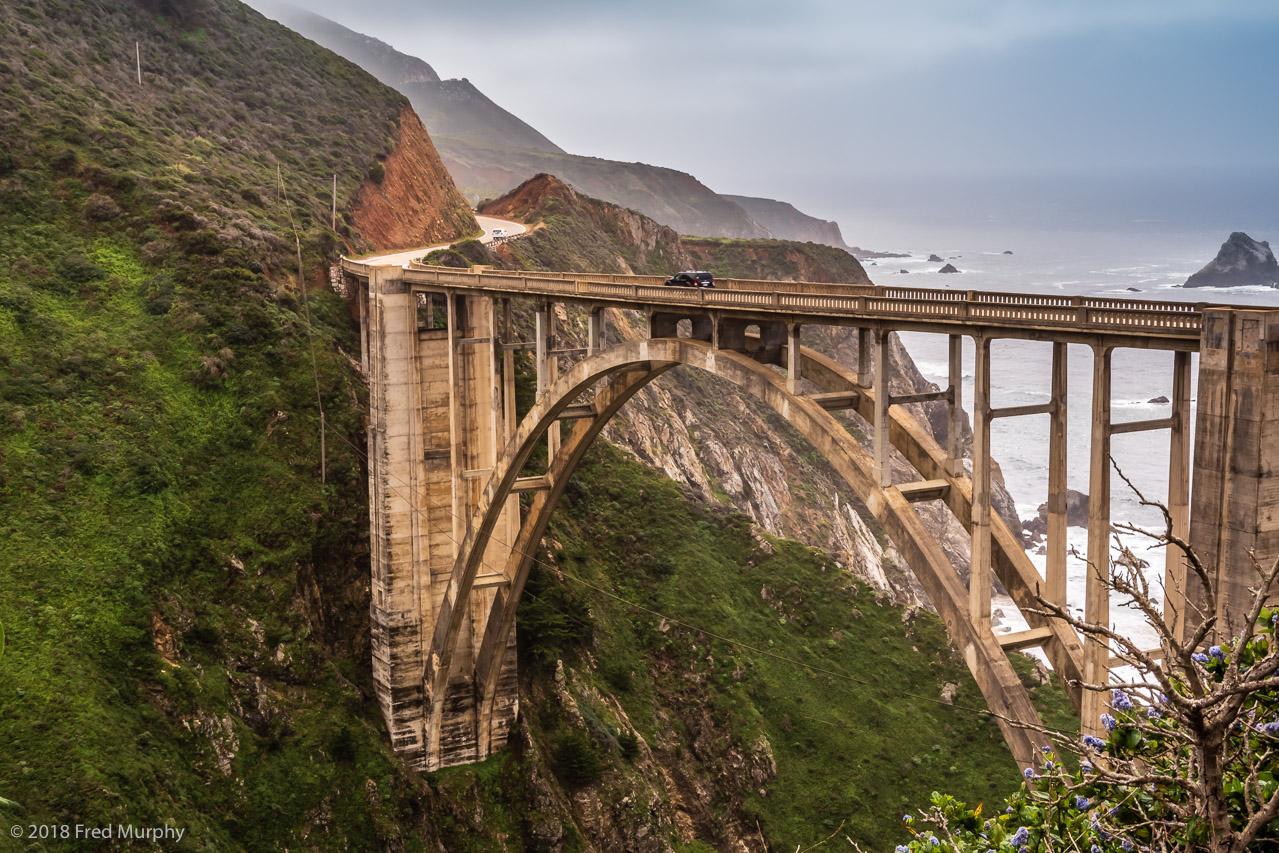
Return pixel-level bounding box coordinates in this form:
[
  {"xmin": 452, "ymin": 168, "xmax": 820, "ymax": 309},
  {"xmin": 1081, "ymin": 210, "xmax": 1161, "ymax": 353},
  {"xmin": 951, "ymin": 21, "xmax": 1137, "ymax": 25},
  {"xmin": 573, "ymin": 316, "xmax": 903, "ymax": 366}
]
[{"xmin": 359, "ymin": 215, "xmax": 526, "ymax": 267}]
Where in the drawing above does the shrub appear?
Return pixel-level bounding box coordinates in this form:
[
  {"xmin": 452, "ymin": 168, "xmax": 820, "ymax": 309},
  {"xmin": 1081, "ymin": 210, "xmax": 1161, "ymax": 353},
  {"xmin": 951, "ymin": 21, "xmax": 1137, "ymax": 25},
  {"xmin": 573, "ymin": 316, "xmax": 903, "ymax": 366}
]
[{"xmin": 552, "ymin": 731, "xmax": 603, "ymax": 788}]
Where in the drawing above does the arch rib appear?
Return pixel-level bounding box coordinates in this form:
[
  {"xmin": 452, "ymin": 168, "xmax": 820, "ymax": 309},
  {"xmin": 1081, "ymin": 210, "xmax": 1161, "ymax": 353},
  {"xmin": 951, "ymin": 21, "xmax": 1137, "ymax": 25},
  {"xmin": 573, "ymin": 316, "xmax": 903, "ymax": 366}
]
[{"xmin": 428, "ymin": 338, "xmax": 1054, "ymax": 770}]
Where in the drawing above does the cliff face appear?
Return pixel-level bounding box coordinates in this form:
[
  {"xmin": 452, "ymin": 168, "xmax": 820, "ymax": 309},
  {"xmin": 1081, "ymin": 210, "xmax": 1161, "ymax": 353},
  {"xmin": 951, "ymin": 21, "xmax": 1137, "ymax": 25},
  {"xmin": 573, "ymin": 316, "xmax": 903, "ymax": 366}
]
[
  {"xmin": 481, "ymin": 174, "xmax": 694, "ymax": 274},
  {"xmin": 682, "ymin": 237, "xmax": 872, "ymax": 284},
  {"xmin": 723, "ymin": 195, "xmax": 852, "ymax": 249},
  {"xmin": 1184, "ymin": 231, "xmax": 1279, "ymax": 288},
  {"xmin": 352, "ymin": 107, "xmax": 478, "ymax": 250}
]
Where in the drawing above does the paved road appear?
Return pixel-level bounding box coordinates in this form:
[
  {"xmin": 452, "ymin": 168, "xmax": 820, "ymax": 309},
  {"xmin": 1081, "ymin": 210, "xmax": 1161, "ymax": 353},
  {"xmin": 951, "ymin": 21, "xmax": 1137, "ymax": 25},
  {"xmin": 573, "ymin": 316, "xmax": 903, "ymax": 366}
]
[{"xmin": 360, "ymin": 215, "xmax": 526, "ymax": 267}]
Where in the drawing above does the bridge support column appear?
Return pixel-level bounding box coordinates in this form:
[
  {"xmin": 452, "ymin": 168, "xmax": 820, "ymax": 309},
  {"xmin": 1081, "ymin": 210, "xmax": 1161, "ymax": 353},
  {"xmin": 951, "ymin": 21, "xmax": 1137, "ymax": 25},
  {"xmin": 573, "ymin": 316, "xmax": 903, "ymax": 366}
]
[
  {"xmin": 1190, "ymin": 309, "xmax": 1279, "ymax": 640},
  {"xmin": 588, "ymin": 307, "xmax": 604, "ymax": 355},
  {"xmin": 366, "ymin": 269, "xmax": 430, "ymax": 762},
  {"xmin": 970, "ymin": 335, "xmax": 992, "ymax": 632},
  {"xmin": 365, "ymin": 274, "xmax": 519, "ymax": 770},
  {"xmin": 872, "ymin": 328, "xmax": 891, "ymax": 488},
  {"xmin": 858, "ymin": 327, "xmax": 872, "ymax": 388},
  {"xmin": 1164, "ymin": 351, "xmax": 1192, "ymax": 641},
  {"xmin": 787, "ymin": 324, "xmax": 802, "ymax": 394},
  {"xmin": 536, "ymin": 303, "xmax": 560, "ymax": 462},
  {"xmin": 946, "ymin": 334, "xmax": 963, "ymax": 478},
  {"xmin": 1046, "ymin": 342, "xmax": 1068, "ymax": 610},
  {"xmin": 1082, "ymin": 345, "xmax": 1113, "ymax": 737}
]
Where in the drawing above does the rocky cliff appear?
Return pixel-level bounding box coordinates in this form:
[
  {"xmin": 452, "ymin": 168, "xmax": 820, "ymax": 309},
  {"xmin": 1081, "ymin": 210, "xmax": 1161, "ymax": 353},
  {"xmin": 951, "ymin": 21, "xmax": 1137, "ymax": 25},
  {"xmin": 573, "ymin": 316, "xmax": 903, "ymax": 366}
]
[
  {"xmin": 682, "ymin": 237, "xmax": 872, "ymax": 283},
  {"xmin": 1184, "ymin": 231, "xmax": 1279, "ymax": 288},
  {"xmin": 352, "ymin": 107, "xmax": 479, "ymax": 250},
  {"xmin": 723, "ymin": 195, "xmax": 852, "ymax": 249}
]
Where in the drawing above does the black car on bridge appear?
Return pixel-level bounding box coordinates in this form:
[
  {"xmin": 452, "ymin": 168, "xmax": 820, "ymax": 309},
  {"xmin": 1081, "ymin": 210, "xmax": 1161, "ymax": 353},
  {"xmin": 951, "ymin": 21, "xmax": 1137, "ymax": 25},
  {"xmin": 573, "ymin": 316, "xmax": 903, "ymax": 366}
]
[{"xmin": 664, "ymin": 270, "xmax": 715, "ymax": 288}]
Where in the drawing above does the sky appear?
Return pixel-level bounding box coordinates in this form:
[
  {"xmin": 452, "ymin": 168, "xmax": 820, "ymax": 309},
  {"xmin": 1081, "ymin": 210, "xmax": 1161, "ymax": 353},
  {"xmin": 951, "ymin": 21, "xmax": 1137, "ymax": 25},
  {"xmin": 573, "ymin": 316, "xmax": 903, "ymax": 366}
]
[{"xmin": 254, "ymin": 1, "xmax": 1279, "ymax": 244}]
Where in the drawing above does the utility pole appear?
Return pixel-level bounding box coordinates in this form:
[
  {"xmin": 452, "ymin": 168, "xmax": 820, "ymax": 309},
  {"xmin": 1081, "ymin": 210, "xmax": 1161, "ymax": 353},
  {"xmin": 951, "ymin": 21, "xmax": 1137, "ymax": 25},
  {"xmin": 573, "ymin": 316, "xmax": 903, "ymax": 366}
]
[
  {"xmin": 135, "ymin": 42, "xmax": 141, "ymax": 85},
  {"xmin": 331, "ymin": 174, "xmax": 336, "ymax": 230}
]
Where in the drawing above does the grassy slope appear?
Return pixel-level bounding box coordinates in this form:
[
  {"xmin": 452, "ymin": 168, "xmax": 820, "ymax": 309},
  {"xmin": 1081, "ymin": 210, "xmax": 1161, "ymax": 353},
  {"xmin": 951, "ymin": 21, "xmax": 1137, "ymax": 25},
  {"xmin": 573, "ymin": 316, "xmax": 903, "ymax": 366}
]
[
  {"xmin": 520, "ymin": 441, "xmax": 1074, "ymax": 849},
  {"xmin": 0, "ymin": 0, "xmax": 450, "ymax": 848},
  {"xmin": 682, "ymin": 236, "xmax": 871, "ymax": 284}
]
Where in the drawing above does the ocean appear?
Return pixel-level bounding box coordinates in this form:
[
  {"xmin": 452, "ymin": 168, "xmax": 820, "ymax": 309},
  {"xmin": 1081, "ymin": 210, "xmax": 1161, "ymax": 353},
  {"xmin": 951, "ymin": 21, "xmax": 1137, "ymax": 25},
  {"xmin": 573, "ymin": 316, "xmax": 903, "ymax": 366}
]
[{"xmin": 823, "ymin": 184, "xmax": 1279, "ymax": 656}]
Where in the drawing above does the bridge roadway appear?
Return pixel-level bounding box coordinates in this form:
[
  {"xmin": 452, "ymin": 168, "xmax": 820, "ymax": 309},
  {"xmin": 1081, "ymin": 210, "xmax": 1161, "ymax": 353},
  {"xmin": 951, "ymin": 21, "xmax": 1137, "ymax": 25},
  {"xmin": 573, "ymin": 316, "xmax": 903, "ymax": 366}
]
[
  {"xmin": 341, "ymin": 257, "xmax": 1279, "ymax": 773},
  {"xmin": 376, "ymin": 263, "xmax": 1210, "ymax": 351}
]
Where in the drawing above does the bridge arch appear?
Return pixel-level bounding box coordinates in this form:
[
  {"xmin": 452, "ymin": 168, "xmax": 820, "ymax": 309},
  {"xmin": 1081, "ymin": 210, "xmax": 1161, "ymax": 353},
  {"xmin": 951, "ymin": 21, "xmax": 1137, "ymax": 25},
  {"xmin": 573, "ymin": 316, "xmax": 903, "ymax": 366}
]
[{"xmin": 426, "ymin": 336, "xmax": 1059, "ymax": 768}]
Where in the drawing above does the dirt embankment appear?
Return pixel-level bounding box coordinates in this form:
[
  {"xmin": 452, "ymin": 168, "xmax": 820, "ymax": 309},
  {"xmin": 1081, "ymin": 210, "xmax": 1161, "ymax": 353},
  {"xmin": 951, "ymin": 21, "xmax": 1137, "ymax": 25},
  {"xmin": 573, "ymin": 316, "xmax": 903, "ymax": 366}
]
[{"xmin": 352, "ymin": 107, "xmax": 478, "ymax": 250}]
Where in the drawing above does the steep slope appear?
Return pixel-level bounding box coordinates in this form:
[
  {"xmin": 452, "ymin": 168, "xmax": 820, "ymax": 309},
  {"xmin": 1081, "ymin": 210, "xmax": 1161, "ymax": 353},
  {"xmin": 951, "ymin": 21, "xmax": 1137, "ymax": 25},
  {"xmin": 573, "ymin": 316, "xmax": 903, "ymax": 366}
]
[
  {"xmin": 683, "ymin": 236, "xmax": 871, "ymax": 283},
  {"xmin": 352, "ymin": 107, "xmax": 479, "ymax": 250},
  {"xmin": 256, "ymin": 1, "xmax": 442, "ymax": 85},
  {"xmin": 724, "ymin": 195, "xmax": 852, "ymax": 249},
  {"xmin": 444, "ymin": 137, "xmax": 770, "ymax": 238},
  {"xmin": 258, "ymin": 3, "xmax": 564, "ymax": 156},
  {"xmin": 0, "ymin": 0, "xmax": 469, "ymax": 846},
  {"xmin": 480, "ymin": 173, "xmax": 693, "ymax": 273}
]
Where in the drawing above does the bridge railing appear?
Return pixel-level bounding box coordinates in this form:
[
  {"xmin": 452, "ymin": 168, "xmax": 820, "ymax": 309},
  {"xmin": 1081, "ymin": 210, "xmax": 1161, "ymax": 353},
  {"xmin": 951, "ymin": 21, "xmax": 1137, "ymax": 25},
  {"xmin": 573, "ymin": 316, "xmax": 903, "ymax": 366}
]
[{"xmin": 343, "ymin": 259, "xmax": 1210, "ymax": 340}]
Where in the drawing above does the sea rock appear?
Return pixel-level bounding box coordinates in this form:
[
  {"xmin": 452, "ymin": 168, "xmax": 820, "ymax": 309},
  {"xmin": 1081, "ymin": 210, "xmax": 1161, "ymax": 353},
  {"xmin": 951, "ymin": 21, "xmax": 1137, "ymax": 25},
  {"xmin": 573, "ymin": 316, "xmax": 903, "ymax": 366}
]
[
  {"xmin": 1126, "ymin": 287, "xmax": 1141, "ymax": 292},
  {"xmin": 928, "ymin": 253, "xmax": 944, "ymax": 263},
  {"xmin": 938, "ymin": 263, "xmax": 959, "ymax": 274},
  {"xmin": 1184, "ymin": 232, "xmax": 1279, "ymax": 288},
  {"xmin": 899, "ymin": 269, "xmax": 909, "ymax": 274},
  {"xmin": 1022, "ymin": 489, "xmax": 1091, "ymax": 544},
  {"xmin": 1148, "ymin": 395, "xmax": 1169, "ymax": 404},
  {"xmin": 1003, "ymin": 250, "xmax": 1013, "ymax": 255}
]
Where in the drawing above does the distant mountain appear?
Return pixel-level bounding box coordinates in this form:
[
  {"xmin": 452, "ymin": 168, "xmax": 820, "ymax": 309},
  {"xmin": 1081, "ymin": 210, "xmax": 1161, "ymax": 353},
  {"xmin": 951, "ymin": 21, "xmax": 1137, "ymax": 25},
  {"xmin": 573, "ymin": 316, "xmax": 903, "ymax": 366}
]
[
  {"xmin": 1184, "ymin": 231, "xmax": 1279, "ymax": 288},
  {"xmin": 442, "ymin": 138, "xmax": 769, "ymax": 238},
  {"xmin": 257, "ymin": 3, "xmax": 562, "ymax": 155},
  {"xmin": 723, "ymin": 195, "xmax": 851, "ymax": 249},
  {"xmin": 261, "ymin": 9, "xmax": 873, "ymax": 242},
  {"xmin": 257, "ymin": 2, "xmax": 441, "ymax": 86}
]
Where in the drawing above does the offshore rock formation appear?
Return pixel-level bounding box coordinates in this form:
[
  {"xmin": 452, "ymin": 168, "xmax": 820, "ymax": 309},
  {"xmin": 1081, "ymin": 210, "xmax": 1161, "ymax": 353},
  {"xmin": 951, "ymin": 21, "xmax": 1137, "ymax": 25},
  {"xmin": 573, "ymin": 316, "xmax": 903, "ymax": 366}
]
[{"xmin": 1184, "ymin": 232, "xmax": 1279, "ymax": 288}]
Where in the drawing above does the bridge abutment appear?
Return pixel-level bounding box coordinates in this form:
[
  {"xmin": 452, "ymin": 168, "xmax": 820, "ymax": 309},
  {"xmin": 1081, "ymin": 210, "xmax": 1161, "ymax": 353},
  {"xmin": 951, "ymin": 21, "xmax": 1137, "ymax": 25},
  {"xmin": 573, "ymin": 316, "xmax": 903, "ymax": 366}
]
[
  {"xmin": 366, "ymin": 270, "xmax": 519, "ymax": 770},
  {"xmin": 1190, "ymin": 308, "xmax": 1279, "ymax": 639}
]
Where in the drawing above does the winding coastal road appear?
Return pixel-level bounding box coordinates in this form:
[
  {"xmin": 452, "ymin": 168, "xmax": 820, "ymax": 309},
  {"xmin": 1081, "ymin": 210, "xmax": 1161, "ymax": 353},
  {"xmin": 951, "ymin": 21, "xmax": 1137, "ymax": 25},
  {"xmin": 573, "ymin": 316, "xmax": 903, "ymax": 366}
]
[{"xmin": 360, "ymin": 215, "xmax": 526, "ymax": 267}]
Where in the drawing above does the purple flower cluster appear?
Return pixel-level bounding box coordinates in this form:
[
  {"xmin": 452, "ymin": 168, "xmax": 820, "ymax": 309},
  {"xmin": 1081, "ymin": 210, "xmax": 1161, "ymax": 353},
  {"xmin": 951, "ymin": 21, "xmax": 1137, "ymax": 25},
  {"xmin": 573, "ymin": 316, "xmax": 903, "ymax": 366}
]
[
  {"xmin": 1192, "ymin": 652, "xmax": 1210, "ymax": 665},
  {"xmin": 1210, "ymin": 645, "xmax": 1226, "ymax": 661},
  {"xmin": 1010, "ymin": 827, "xmax": 1029, "ymax": 846},
  {"xmin": 1112, "ymin": 689, "xmax": 1134, "ymax": 711},
  {"xmin": 1023, "ymin": 767, "xmax": 1035, "ymax": 780},
  {"xmin": 1082, "ymin": 734, "xmax": 1106, "ymax": 750},
  {"xmin": 1101, "ymin": 713, "xmax": 1118, "ymax": 731},
  {"xmin": 1258, "ymin": 721, "xmax": 1279, "ymax": 736},
  {"xmin": 1075, "ymin": 795, "xmax": 1090, "ymax": 810}
]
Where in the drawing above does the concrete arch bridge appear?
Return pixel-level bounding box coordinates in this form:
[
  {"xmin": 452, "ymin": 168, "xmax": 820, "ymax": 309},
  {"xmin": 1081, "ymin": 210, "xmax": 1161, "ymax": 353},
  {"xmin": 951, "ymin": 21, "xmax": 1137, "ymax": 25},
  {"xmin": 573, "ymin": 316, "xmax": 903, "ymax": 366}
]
[{"xmin": 340, "ymin": 259, "xmax": 1278, "ymax": 771}]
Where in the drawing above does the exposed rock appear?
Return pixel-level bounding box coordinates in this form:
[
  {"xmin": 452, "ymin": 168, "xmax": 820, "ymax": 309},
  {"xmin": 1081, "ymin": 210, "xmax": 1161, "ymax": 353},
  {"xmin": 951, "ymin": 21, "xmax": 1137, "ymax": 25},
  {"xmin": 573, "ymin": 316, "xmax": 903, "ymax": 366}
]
[
  {"xmin": 850, "ymin": 247, "xmax": 910, "ymax": 259},
  {"xmin": 938, "ymin": 263, "xmax": 959, "ymax": 274},
  {"xmin": 1148, "ymin": 395, "xmax": 1170, "ymax": 404},
  {"xmin": 724, "ymin": 195, "xmax": 853, "ymax": 250},
  {"xmin": 927, "ymin": 254, "xmax": 944, "ymax": 263},
  {"xmin": 1184, "ymin": 232, "xmax": 1279, "ymax": 288},
  {"xmin": 1022, "ymin": 489, "xmax": 1091, "ymax": 544},
  {"xmin": 939, "ymin": 683, "xmax": 959, "ymax": 705},
  {"xmin": 352, "ymin": 107, "xmax": 478, "ymax": 251}
]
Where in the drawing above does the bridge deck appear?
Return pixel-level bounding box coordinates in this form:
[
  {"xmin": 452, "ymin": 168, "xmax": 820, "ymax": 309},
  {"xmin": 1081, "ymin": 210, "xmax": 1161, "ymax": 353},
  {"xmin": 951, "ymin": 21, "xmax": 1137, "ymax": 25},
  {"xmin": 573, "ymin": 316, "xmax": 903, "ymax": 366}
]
[{"xmin": 339, "ymin": 259, "xmax": 1256, "ymax": 350}]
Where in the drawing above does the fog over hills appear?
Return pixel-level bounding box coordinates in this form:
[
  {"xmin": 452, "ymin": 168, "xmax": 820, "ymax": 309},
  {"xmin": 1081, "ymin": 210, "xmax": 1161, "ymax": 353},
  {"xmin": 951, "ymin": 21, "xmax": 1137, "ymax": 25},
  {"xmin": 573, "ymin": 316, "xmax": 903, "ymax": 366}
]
[{"xmin": 253, "ymin": 2, "xmax": 863, "ymax": 246}]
